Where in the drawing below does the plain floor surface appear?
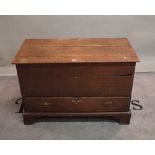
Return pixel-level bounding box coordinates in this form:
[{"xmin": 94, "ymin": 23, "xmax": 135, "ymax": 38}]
[{"xmin": 0, "ymin": 73, "xmax": 155, "ymax": 140}]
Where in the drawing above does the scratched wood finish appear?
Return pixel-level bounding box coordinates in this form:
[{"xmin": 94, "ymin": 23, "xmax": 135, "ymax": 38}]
[
  {"xmin": 12, "ymin": 38, "xmax": 139, "ymax": 64},
  {"xmin": 24, "ymin": 97, "xmax": 130, "ymax": 112}
]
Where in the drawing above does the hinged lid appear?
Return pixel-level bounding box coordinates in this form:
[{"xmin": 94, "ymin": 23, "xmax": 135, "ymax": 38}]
[{"xmin": 12, "ymin": 38, "xmax": 139, "ymax": 64}]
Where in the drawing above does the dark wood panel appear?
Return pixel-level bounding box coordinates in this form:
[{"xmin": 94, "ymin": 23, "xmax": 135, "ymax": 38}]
[
  {"xmin": 24, "ymin": 97, "xmax": 130, "ymax": 112},
  {"xmin": 19, "ymin": 74, "xmax": 133, "ymax": 97},
  {"xmin": 23, "ymin": 111, "xmax": 131, "ymax": 125},
  {"xmin": 17, "ymin": 63, "xmax": 135, "ymax": 77}
]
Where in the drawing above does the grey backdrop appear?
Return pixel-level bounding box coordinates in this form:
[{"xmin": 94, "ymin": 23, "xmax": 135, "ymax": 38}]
[{"xmin": 0, "ymin": 15, "xmax": 155, "ymax": 74}]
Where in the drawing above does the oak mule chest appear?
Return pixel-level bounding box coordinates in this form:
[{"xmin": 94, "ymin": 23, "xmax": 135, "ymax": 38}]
[{"xmin": 12, "ymin": 38, "xmax": 139, "ymax": 125}]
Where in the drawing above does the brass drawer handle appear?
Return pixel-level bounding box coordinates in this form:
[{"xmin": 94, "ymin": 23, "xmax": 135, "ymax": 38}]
[
  {"xmin": 72, "ymin": 97, "xmax": 80, "ymax": 104},
  {"xmin": 102, "ymin": 101, "xmax": 112, "ymax": 108},
  {"xmin": 40, "ymin": 102, "xmax": 49, "ymax": 106}
]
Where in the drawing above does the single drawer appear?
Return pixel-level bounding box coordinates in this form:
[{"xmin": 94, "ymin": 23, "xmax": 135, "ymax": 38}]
[{"xmin": 24, "ymin": 97, "xmax": 130, "ymax": 112}]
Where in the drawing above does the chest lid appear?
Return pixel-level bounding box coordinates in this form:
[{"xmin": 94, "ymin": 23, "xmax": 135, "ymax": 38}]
[{"xmin": 12, "ymin": 38, "xmax": 139, "ymax": 64}]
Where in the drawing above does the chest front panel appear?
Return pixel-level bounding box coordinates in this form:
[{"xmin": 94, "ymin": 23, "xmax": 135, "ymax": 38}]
[{"xmin": 17, "ymin": 62, "xmax": 135, "ymax": 97}]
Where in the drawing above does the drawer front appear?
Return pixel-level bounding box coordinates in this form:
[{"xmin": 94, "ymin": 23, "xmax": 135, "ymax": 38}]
[
  {"xmin": 19, "ymin": 75, "xmax": 133, "ymax": 97},
  {"xmin": 24, "ymin": 97, "xmax": 130, "ymax": 112}
]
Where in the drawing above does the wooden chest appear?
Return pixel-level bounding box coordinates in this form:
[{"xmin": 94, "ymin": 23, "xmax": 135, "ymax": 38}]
[{"xmin": 12, "ymin": 38, "xmax": 139, "ymax": 125}]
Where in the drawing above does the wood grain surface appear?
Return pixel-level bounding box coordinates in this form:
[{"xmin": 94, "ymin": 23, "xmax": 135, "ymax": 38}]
[
  {"xmin": 12, "ymin": 38, "xmax": 139, "ymax": 64},
  {"xmin": 12, "ymin": 38, "xmax": 139, "ymax": 125},
  {"xmin": 24, "ymin": 97, "xmax": 130, "ymax": 112}
]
